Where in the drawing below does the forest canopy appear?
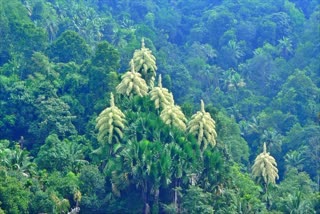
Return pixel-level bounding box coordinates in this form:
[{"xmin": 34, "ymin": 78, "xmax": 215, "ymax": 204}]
[{"xmin": 0, "ymin": 0, "xmax": 319, "ymax": 213}]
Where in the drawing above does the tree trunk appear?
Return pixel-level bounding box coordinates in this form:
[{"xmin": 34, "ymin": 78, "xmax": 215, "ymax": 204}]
[
  {"xmin": 144, "ymin": 203, "xmax": 150, "ymax": 214},
  {"xmin": 264, "ymin": 183, "xmax": 270, "ymax": 210},
  {"xmin": 143, "ymin": 181, "xmax": 150, "ymax": 214},
  {"xmin": 174, "ymin": 179, "xmax": 178, "ymax": 213},
  {"xmin": 173, "ymin": 179, "xmax": 181, "ymax": 213},
  {"xmin": 153, "ymin": 188, "xmax": 160, "ymax": 214}
]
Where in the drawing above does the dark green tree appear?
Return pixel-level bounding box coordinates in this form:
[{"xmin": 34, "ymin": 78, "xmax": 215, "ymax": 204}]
[
  {"xmin": 86, "ymin": 41, "xmax": 120, "ymax": 103},
  {"xmin": 0, "ymin": 175, "xmax": 30, "ymax": 213},
  {"xmin": 47, "ymin": 30, "xmax": 91, "ymax": 64},
  {"xmin": 36, "ymin": 134, "xmax": 87, "ymax": 173}
]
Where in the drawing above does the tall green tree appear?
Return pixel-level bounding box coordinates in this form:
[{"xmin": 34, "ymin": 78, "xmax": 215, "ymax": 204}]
[
  {"xmin": 47, "ymin": 30, "xmax": 91, "ymax": 64},
  {"xmin": 86, "ymin": 41, "xmax": 120, "ymax": 104},
  {"xmin": 0, "ymin": 175, "xmax": 30, "ymax": 213},
  {"xmin": 36, "ymin": 134, "xmax": 87, "ymax": 173}
]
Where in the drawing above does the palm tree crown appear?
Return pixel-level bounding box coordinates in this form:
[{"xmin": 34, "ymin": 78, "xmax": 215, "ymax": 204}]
[
  {"xmin": 150, "ymin": 74, "xmax": 174, "ymax": 110},
  {"xmin": 116, "ymin": 61, "xmax": 148, "ymax": 97},
  {"xmin": 252, "ymin": 143, "xmax": 279, "ymax": 185},
  {"xmin": 96, "ymin": 93, "xmax": 126, "ymax": 144},
  {"xmin": 130, "ymin": 38, "xmax": 157, "ymax": 87},
  {"xmin": 187, "ymin": 100, "xmax": 217, "ymax": 151},
  {"xmin": 160, "ymin": 102, "xmax": 187, "ymax": 131}
]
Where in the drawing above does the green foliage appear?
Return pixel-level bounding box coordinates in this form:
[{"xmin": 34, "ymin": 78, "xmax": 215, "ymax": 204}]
[
  {"xmin": 282, "ymin": 124, "xmax": 320, "ymax": 187},
  {"xmin": 29, "ymin": 190, "xmax": 54, "ymax": 214},
  {"xmin": 273, "ymin": 69, "xmax": 320, "ymax": 124},
  {"xmin": 79, "ymin": 164, "xmax": 105, "ymax": 198},
  {"xmin": 0, "ymin": 175, "xmax": 30, "ymax": 213},
  {"xmin": 45, "ymin": 171, "xmax": 80, "ymax": 206},
  {"xmin": 228, "ymin": 164, "xmax": 266, "ymax": 213},
  {"xmin": 0, "ymin": 0, "xmax": 319, "ymax": 213},
  {"xmin": 271, "ymin": 168, "xmax": 317, "ymax": 212},
  {"xmin": 216, "ymin": 111, "xmax": 250, "ymax": 164},
  {"xmin": 36, "ymin": 134, "xmax": 87, "ymax": 172},
  {"xmin": 180, "ymin": 186, "xmax": 214, "ymax": 214},
  {"xmin": 86, "ymin": 41, "xmax": 121, "ymax": 101},
  {"xmin": 92, "ymin": 41, "xmax": 120, "ymax": 70},
  {"xmin": 0, "ymin": 0, "xmax": 47, "ymax": 63},
  {"xmin": 47, "ymin": 30, "xmax": 91, "ymax": 64},
  {"xmin": 50, "ymin": 192, "xmax": 70, "ymax": 214},
  {"xmin": 198, "ymin": 148, "xmax": 228, "ymax": 192},
  {"xmin": 29, "ymin": 96, "xmax": 77, "ymax": 141}
]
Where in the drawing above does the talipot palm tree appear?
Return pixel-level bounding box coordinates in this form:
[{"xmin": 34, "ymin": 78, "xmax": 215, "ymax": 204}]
[
  {"xmin": 187, "ymin": 100, "xmax": 217, "ymax": 151},
  {"xmin": 96, "ymin": 93, "xmax": 126, "ymax": 145},
  {"xmin": 130, "ymin": 38, "xmax": 157, "ymax": 87},
  {"xmin": 252, "ymin": 143, "xmax": 279, "ymax": 186},
  {"xmin": 252, "ymin": 143, "xmax": 279, "ymax": 209},
  {"xmin": 150, "ymin": 74, "xmax": 174, "ymax": 110},
  {"xmin": 116, "ymin": 61, "xmax": 148, "ymax": 97},
  {"xmin": 160, "ymin": 104, "xmax": 187, "ymax": 131}
]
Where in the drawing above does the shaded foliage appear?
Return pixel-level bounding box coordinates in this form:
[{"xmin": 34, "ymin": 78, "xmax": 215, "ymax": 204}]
[{"xmin": 0, "ymin": 0, "xmax": 318, "ymax": 213}]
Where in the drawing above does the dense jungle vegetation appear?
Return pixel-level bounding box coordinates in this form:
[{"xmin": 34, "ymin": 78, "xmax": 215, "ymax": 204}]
[{"xmin": 0, "ymin": 0, "xmax": 319, "ymax": 213}]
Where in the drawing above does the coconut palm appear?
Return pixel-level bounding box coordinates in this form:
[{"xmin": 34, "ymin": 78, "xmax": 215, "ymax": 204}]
[
  {"xmin": 221, "ymin": 40, "xmax": 244, "ymax": 67},
  {"xmin": 284, "ymin": 150, "xmax": 305, "ymax": 171},
  {"xmin": 246, "ymin": 116, "xmax": 262, "ymax": 135},
  {"xmin": 227, "ymin": 40, "xmax": 244, "ymax": 60},
  {"xmin": 149, "ymin": 74, "xmax": 174, "ymax": 110},
  {"xmin": 116, "ymin": 61, "xmax": 148, "ymax": 97},
  {"xmin": 222, "ymin": 69, "xmax": 246, "ymax": 91},
  {"xmin": 160, "ymin": 103, "xmax": 187, "ymax": 131},
  {"xmin": 284, "ymin": 191, "xmax": 315, "ymax": 214},
  {"xmin": 187, "ymin": 100, "xmax": 217, "ymax": 151},
  {"xmin": 61, "ymin": 140, "xmax": 88, "ymax": 173},
  {"xmin": 261, "ymin": 129, "xmax": 283, "ymax": 155},
  {"xmin": 96, "ymin": 93, "xmax": 126, "ymax": 144},
  {"xmin": 130, "ymin": 38, "xmax": 157, "ymax": 87},
  {"xmin": 0, "ymin": 140, "xmax": 11, "ymax": 168},
  {"xmin": 278, "ymin": 36, "xmax": 293, "ymax": 58},
  {"xmin": 252, "ymin": 143, "xmax": 279, "ymax": 189},
  {"xmin": 11, "ymin": 150, "xmax": 35, "ymax": 176},
  {"xmin": 2, "ymin": 144, "xmax": 36, "ymax": 177}
]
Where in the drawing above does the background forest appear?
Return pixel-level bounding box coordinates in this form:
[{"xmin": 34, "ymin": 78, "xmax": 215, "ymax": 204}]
[{"xmin": 0, "ymin": 0, "xmax": 319, "ymax": 213}]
